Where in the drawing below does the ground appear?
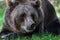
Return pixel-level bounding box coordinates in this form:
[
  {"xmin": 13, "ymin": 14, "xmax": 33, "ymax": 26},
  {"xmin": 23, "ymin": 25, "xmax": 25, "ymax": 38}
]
[{"xmin": 0, "ymin": 1, "xmax": 60, "ymax": 40}]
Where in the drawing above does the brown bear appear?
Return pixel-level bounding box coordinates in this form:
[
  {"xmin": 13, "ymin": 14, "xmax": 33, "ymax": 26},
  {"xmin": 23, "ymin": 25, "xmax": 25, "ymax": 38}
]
[
  {"xmin": 0, "ymin": 0, "xmax": 44, "ymax": 38},
  {"xmin": 0, "ymin": 0, "xmax": 60, "ymax": 38}
]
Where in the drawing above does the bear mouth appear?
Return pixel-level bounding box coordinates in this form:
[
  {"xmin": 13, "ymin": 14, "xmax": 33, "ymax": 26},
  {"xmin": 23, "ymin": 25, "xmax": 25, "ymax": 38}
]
[
  {"xmin": 27, "ymin": 26, "xmax": 36, "ymax": 30},
  {"xmin": 20, "ymin": 25, "xmax": 37, "ymax": 33}
]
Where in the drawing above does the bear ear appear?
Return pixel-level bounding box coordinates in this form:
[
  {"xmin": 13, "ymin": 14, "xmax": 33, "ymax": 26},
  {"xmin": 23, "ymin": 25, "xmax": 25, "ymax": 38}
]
[
  {"xmin": 33, "ymin": 0, "xmax": 40, "ymax": 8},
  {"xmin": 6, "ymin": 0, "xmax": 13, "ymax": 7}
]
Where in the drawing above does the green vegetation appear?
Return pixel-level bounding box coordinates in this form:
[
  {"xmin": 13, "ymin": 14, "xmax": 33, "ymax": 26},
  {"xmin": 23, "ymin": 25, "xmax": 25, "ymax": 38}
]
[
  {"xmin": 0, "ymin": 2, "xmax": 6, "ymax": 30},
  {"xmin": 0, "ymin": 34, "xmax": 60, "ymax": 40},
  {"xmin": 0, "ymin": 1, "xmax": 60, "ymax": 40}
]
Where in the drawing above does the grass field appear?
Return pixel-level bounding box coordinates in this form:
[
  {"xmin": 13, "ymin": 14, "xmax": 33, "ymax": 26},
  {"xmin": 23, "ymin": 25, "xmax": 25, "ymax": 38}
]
[{"xmin": 0, "ymin": 2, "xmax": 60, "ymax": 40}]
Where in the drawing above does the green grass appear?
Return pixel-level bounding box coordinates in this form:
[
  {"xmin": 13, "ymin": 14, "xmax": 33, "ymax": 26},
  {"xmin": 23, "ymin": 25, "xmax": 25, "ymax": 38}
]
[
  {"xmin": 1, "ymin": 34, "xmax": 60, "ymax": 40},
  {"xmin": 0, "ymin": 2, "xmax": 60, "ymax": 40}
]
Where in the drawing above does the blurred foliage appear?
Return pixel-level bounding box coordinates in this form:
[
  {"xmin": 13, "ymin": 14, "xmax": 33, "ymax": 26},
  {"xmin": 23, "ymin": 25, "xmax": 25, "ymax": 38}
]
[
  {"xmin": 0, "ymin": 1, "xmax": 6, "ymax": 10},
  {"xmin": 54, "ymin": 0, "xmax": 60, "ymax": 19}
]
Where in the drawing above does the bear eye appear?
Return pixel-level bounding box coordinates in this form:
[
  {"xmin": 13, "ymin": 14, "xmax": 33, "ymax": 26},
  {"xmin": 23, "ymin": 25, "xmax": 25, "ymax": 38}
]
[
  {"xmin": 20, "ymin": 13, "xmax": 26, "ymax": 21},
  {"xmin": 20, "ymin": 13, "xmax": 26, "ymax": 17}
]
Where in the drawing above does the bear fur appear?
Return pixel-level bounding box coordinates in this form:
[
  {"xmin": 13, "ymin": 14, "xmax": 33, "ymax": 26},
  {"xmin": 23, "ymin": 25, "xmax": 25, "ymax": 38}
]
[{"xmin": 0, "ymin": 0, "xmax": 60, "ymax": 38}]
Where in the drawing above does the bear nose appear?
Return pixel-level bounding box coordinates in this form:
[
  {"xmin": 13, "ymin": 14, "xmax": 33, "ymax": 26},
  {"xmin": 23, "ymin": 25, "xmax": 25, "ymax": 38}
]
[{"xmin": 31, "ymin": 23, "xmax": 36, "ymax": 29}]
